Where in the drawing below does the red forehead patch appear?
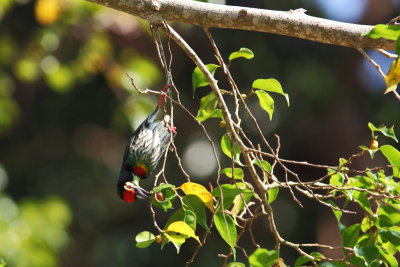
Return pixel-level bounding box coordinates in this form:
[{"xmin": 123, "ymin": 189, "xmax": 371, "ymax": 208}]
[
  {"xmin": 123, "ymin": 190, "xmax": 136, "ymax": 203},
  {"xmin": 132, "ymin": 164, "xmax": 148, "ymax": 178}
]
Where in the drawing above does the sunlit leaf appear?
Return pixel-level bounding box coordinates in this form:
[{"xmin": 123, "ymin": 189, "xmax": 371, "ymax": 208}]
[
  {"xmin": 0, "ymin": 258, "xmax": 5, "ymax": 267},
  {"xmin": 354, "ymin": 246, "xmax": 380, "ymax": 266},
  {"xmin": 248, "ymin": 248, "xmax": 279, "ymax": 267},
  {"xmin": 364, "ymin": 24, "xmax": 400, "ymax": 40},
  {"xmin": 135, "ymin": 231, "xmax": 155, "ymax": 248},
  {"xmin": 385, "ymin": 60, "xmax": 400, "ymax": 94},
  {"xmin": 231, "ymin": 183, "xmax": 253, "ymax": 217},
  {"xmin": 380, "ymin": 145, "xmax": 400, "ymax": 178},
  {"xmin": 254, "ymin": 90, "xmax": 274, "ymax": 120},
  {"xmin": 253, "ymin": 159, "xmax": 272, "ymax": 173},
  {"xmin": 165, "ymin": 208, "xmax": 196, "ymax": 231},
  {"xmin": 196, "ymin": 91, "xmax": 223, "ymax": 122},
  {"xmin": 212, "ymin": 184, "xmax": 253, "ymax": 198},
  {"xmin": 294, "ymin": 252, "xmax": 324, "ymax": 266},
  {"xmin": 182, "ymin": 195, "xmax": 209, "ymax": 232},
  {"xmin": 267, "ymin": 187, "xmax": 279, "ymax": 204},
  {"xmin": 192, "ymin": 64, "xmax": 219, "ymax": 95},
  {"xmin": 163, "ymin": 232, "xmax": 186, "ymax": 253},
  {"xmin": 376, "ymin": 245, "xmax": 398, "ymax": 267},
  {"xmin": 221, "ymin": 168, "xmax": 244, "ymax": 179},
  {"xmin": 165, "ymin": 221, "xmax": 201, "ymax": 244},
  {"xmin": 221, "ymin": 133, "xmax": 243, "ymax": 165},
  {"xmin": 342, "ymin": 224, "xmax": 360, "ymax": 248},
  {"xmin": 229, "ymin": 47, "xmax": 254, "ymax": 61},
  {"xmin": 214, "ymin": 211, "xmax": 237, "ymax": 248},
  {"xmin": 180, "ymin": 182, "xmax": 214, "ymax": 212},
  {"xmin": 253, "ymin": 78, "xmax": 289, "ymax": 106},
  {"xmin": 368, "ymin": 122, "xmax": 398, "ymax": 142},
  {"xmin": 353, "ymin": 191, "xmax": 373, "ymax": 215},
  {"xmin": 320, "ymin": 262, "xmax": 347, "ymax": 267},
  {"xmin": 379, "ymin": 227, "xmax": 400, "ymax": 247},
  {"xmin": 151, "ymin": 183, "xmax": 178, "ymax": 212}
]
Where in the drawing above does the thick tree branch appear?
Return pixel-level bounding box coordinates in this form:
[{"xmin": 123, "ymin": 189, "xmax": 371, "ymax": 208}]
[{"xmin": 86, "ymin": 0, "xmax": 395, "ymax": 50}]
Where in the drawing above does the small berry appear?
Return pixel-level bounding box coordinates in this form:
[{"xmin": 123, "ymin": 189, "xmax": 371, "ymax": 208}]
[
  {"xmin": 219, "ymin": 120, "xmax": 226, "ymax": 128},
  {"xmin": 156, "ymin": 192, "xmax": 164, "ymax": 201},
  {"xmin": 370, "ymin": 139, "xmax": 379, "ymax": 150},
  {"xmin": 155, "ymin": 235, "xmax": 162, "ymax": 243}
]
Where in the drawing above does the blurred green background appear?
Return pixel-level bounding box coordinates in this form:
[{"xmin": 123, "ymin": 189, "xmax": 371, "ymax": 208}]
[{"xmin": 0, "ymin": 0, "xmax": 399, "ymax": 266}]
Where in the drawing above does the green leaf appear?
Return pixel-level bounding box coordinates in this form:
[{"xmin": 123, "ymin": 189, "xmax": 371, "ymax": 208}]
[
  {"xmin": 380, "ymin": 145, "xmax": 400, "ymax": 178},
  {"xmin": 397, "ymin": 37, "xmax": 400, "ymax": 56},
  {"xmin": 214, "ymin": 211, "xmax": 237, "ymax": 248},
  {"xmin": 252, "ymin": 78, "xmax": 289, "ymax": 106},
  {"xmin": 364, "ymin": 24, "xmax": 400, "ymax": 40},
  {"xmin": 377, "ymin": 245, "xmax": 398, "ymax": 267},
  {"xmin": 378, "ymin": 205, "xmax": 400, "ymax": 227},
  {"xmin": 212, "ymin": 184, "xmax": 253, "ymax": 198},
  {"xmin": 196, "ymin": 91, "xmax": 223, "ymax": 122},
  {"xmin": 379, "ymin": 227, "xmax": 400, "ymax": 247},
  {"xmin": 295, "ymin": 252, "xmax": 325, "ymax": 266},
  {"xmin": 192, "ymin": 64, "xmax": 219, "ymax": 95},
  {"xmin": 227, "ymin": 262, "xmax": 245, "ymax": 267},
  {"xmin": 267, "ymin": 187, "xmax": 279, "ymax": 204},
  {"xmin": 163, "ymin": 232, "xmax": 186, "ymax": 253},
  {"xmin": 253, "ymin": 159, "xmax": 272, "ymax": 173},
  {"xmin": 229, "ymin": 47, "xmax": 254, "ymax": 61},
  {"xmin": 151, "ymin": 183, "xmax": 178, "ymax": 212},
  {"xmin": 359, "ymin": 145, "xmax": 378, "ymax": 159},
  {"xmin": 254, "ymin": 90, "xmax": 274, "ymax": 121},
  {"xmin": 368, "ymin": 122, "xmax": 398, "ymax": 142},
  {"xmin": 221, "ymin": 168, "xmax": 244, "ymax": 179},
  {"xmin": 0, "ymin": 258, "xmax": 5, "ymax": 267},
  {"xmin": 342, "ymin": 224, "xmax": 360, "ymax": 248},
  {"xmin": 231, "ymin": 183, "xmax": 254, "ymax": 217},
  {"xmin": 182, "ymin": 195, "xmax": 210, "ymax": 232},
  {"xmin": 135, "ymin": 231, "xmax": 155, "ymax": 248},
  {"xmin": 353, "ymin": 191, "xmax": 373, "ymax": 215},
  {"xmin": 221, "ymin": 133, "xmax": 243, "ymax": 165},
  {"xmin": 354, "ymin": 246, "xmax": 380, "ymax": 265},
  {"xmin": 248, "ymin": 248, "xmax": 279, "ymax": 267}
]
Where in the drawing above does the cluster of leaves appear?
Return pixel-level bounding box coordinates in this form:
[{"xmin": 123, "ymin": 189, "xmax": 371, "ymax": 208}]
[
  {"xmin": 294, "ymin": 123, "xmax": 400, "ymax": 267},
  {"xmin": 194, "ymin": 47, "xmax": 289, "ymax": 123},
  {"xmin": 365, "ymin": 24, "xmax": 400, "ymax": 94}
]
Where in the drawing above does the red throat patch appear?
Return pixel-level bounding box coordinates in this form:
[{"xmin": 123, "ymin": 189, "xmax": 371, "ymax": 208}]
[
  {"xmin": 132, "ymin": 164, "xmax": 148, "ymax": 178},
  {"xmin": 123, "ymin": 190, "xmax": 136, "ymax": 203}
]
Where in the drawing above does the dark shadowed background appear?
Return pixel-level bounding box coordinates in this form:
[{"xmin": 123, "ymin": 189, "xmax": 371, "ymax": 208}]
[{"xmin": 0, "ymin": 0, "xmax": 399, "ymax": 266}]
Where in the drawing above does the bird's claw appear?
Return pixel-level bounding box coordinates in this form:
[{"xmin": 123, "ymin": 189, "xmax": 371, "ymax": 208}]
[{"xmin": 168, "ymin": 126, "xmax": 177, "ymax": 134}]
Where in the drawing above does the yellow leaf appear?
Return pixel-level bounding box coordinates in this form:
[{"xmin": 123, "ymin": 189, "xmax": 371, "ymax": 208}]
[
  {"xmin": 385, "ymin": 60, "xmax": 400, "ymax": 94},
  {"xmin": 164, "ymin": 221, "xmax": 201, "ymax": 245},
  {"xmin": 180, "ymin": 182, "xmax": 214, "ymax": 212}
]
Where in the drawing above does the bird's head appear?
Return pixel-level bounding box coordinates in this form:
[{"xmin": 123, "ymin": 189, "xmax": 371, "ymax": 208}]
[{"xmin": 117, "ymin": 170, "xmax": 149, "ymax": 203}]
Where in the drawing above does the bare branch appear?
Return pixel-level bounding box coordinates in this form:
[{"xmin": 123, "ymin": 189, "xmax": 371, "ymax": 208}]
[{"xmin": 86, "ymin": 0, "xmax": 395, "ymax": 50}]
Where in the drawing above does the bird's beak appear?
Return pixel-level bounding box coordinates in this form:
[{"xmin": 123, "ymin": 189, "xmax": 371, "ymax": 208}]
[{"xmin": 124, "ymin": 181, "xmax": 150, "ymax": 200}]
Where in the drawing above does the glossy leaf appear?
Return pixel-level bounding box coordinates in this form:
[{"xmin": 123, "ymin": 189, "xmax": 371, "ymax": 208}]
[
  {"xmin": 253, "ymin": 159, "xmax": 272, "ymax": 173},
  {"xmin": 364, "ymin": 24, "xmax": 400, "ymax": 40},
  {"xmin": 253, "ymin": 78, "xmax": 289, "ymax": 106},
  {"xmin": 255, "ymin": 90, "xmax": 274, "ymax": 120},
  {"xmin": 135, "ymin": 231, "xmax": 155, "ymax": 248},
  {"xmin": 380, "ymin": 145, "xmax": 400, "ymax": 178},
  {"xmin": 368, "ymin": 122, "xmax": 398, "ymax": 142},
  {"xmin": 354, "ymin": 246, "xmax": 380, "ymax": 266},
  {"xmin": 379, "ymin": 227, "xmax": 400, "ymax": 247},
  {"xmin": 192, "ymin": 64, "xmax": 219, "ymax": 94},
  {"xmin": 231, "ymin": 183, "xmax": 254, "ymax": 217},
  {"xmin": 320, "ymin": 262, "xmax": 346, "ymax": 267},
  {"xmin": 212, "ymin": 184, "xmax": 253, "ymax": 198},
  {"xmin": 221, "ymin": 133, "xmax": 243, "ymax": 165},
  {"xmin": 196, "ymin": 91, "xmax": 223, "ymax": 122},
  {"xmin": 165, "ymin": 221, "xmax": 201, "ymax": 244},
  {"xmin": 221, "ymin": 168, "xmax": 244, "ymax": 179},
  {"xmin": 295, "ymin": 252, "xmax": 324, "ymax": 266},
  {"xmin": 248, "ymin": 248, "xmax": 279, "ymax": 267},
  {"xmin": 353, "ymin": 191, "xmax": 373, "ymax": 215},
  {"xmin": 229, "ymin": 47, "xmax": 254, "ymax": 61},
  {"xmin": 180, "ymin": 182, "xmax": 214, "ymax": 212},
  {"xmin": 182, "ymin": 195, "xmax": 209, "ymax": 232},
  {"xmin": 163, "ymin": 232, "xmax": 186, "ymax": 253},
  {"xmin": 165, "ymin": 208, "xmax": 197, "ymax": 231},
  {"xmin": 376, "ymin": 245, "xmax": 398, "ymax": 267},
  {"xmin": 342, "ymin": 224, "xmax": 360, "ymax": 248},
  {"xmin": 385, "ymin": 59, "xmax": 400, "ymax": 94},
  {"xmin": 267, "ymin": 187, "xmax": 279, "ymax": 204},
  {"xmin": 214, "ymin": 211, "xmax": 237, "ymax": 248},
  {"xmin": 151, "ymin": 183, "xmax": 178, "ymax": 212}
]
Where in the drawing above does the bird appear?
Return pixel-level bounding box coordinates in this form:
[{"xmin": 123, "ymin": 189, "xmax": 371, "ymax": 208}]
[{"xmin": 117, "ymin": 85, "xmax": 176, "ymax": 203}]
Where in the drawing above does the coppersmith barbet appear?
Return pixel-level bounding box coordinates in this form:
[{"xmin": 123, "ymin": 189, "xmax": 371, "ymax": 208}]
[{"xmin": 117, "ymin": 85, "xmax": 176, "ymax": 203}]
